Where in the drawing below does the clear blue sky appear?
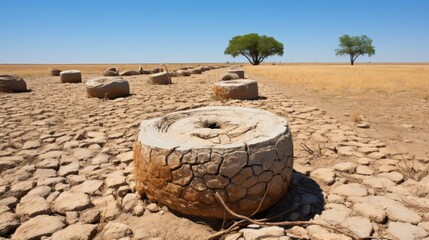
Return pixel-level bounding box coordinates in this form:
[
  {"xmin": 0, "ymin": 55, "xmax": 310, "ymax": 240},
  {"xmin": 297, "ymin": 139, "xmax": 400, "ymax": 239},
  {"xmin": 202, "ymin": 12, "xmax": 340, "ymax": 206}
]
[{"xmin": 1, "ymin": 0, "xmax": 428, "ymax": 63}]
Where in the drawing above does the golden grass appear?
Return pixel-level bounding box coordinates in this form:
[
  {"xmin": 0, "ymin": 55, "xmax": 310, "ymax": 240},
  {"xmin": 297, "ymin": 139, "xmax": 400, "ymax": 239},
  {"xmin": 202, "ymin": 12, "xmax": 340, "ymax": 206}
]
[
  {"xmin": 0, "ymin": 63, "xmax": 213, "ymax": 78},
  {"xmin": 244, "ymin": 64, "xmax": 429, "ymax": 95}
]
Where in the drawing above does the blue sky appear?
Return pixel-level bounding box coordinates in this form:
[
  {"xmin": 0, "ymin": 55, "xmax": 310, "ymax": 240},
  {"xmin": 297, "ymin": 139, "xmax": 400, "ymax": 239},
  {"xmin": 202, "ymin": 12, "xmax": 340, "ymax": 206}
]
[{"xmin": 1, "ymin": 0, "xmax": 428, "ymax": 63}]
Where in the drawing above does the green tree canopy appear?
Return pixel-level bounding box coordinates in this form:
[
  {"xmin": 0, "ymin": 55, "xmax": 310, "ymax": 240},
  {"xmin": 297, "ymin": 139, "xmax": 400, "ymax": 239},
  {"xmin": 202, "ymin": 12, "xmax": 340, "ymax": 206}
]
[
  {"xmin": 224, "ymin": 33, "xmax": 284, "ymax": 65},
  {"xmin": 335, "ymin": 34, "xmax": 375, "ymax": 65}
]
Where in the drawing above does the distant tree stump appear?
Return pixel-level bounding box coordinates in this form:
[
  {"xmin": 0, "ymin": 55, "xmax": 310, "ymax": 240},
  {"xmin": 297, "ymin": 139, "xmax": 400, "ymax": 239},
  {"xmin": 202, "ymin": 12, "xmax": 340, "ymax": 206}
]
[
  {"xmin": 120, "ymin": 70, "xmax": 140, "ymax": 76},
  {"xmin": 133, "ymin": 106, "xmax": 294, "ymax": 219},
  {"xmin": 150, "ymin": 72, "xmax": 171, "ymax": 85},
  {"xmin": 0, "ymin": 75, "xmax": 28, "ymax": 92},
  {"xmin": 86, "ymin": 77, "xmax": 130, "ymax": 99},
  {"xmin": 191, "ymin": 68, "xmax": 202, "ymax": 74},
  {"xmin": 227, "ymin": 69, "xmax": 245, "ymax": 78},
  {"xmin": 176, "ymin": 70, "xmax": 191, "ymax": 76},
  {"xmin": 50, "ymin": 69, "xmax": 62, "ymax": 76},
  {"xmin": 220, "ymin": 73, "xmax": 239, "ymax": 81},
  {"xmin": 60, "ymin": 70, "xmax": 82, "ymax": 83},
  {"xmin": 213, "ymin": 80, "xmax": 258, "ymax": 100}
]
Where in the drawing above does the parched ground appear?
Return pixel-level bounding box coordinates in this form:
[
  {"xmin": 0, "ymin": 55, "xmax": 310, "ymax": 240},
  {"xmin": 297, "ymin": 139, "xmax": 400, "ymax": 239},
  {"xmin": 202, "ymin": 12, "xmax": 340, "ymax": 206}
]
[{"xmin": 0, "ymin": 65, "xmax": 428, "ymax": 240}]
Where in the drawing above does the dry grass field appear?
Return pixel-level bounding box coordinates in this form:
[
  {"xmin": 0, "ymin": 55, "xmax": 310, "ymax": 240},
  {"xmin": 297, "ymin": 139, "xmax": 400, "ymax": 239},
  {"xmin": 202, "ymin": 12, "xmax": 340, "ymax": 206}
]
[{"xmin": 245, "ymin": 64, "xmax": 429, "ymax": 96}]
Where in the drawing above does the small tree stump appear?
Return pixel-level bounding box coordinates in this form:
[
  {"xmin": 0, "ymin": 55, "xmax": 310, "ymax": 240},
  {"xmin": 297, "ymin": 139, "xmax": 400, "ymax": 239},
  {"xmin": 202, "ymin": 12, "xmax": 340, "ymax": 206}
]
[
  {"xmin": 103, "ymin": 70, "xmax": 119, "ymax": 76},
  {"xmin": 227, "ymin": 68, "xmax": 245, "ymax": 78},
  {"xmin": 120, "ymin": 70, "xmax": 140, "ymax": 76},
  {"xmin": 191, "ymin": 68, "xmax": 202, "ymax": 74},
  {"xmin": 150, "ymin": 72, "xmax": 171, "ymax": 85},
  {"xmin": 176, "ymin": 70, "xmax": 191, "ymax": 76},
  {"xmin": 60, "ymin": 70, "xmax": 82, "ymax": 83},
  {"xmin": 0, "ymin": 75, "xmax": 28, "ymax": 92},
  {"xmin": 220, "ymin": 73, "xmax": 239, "ymax": 81},
  {"xmin": 86, "ymin": 77, "xmax": 130, "ymax": 99},
  {"xmin": 213, "ymin": 80, "xmax": 258, "ymax": 100},
  {"xmin": 133, "ymin": 106, "xmax": 294, "ymax": 219},
  {"xmin": 50, "ymin": 69, "xmax": 62, "ymax": 76}
]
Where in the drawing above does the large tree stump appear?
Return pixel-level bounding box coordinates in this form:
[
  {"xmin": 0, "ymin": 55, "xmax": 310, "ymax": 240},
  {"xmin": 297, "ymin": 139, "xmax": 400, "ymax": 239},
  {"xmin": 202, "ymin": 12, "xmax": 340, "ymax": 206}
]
[
  {"xmin": 213, "ymin": 80, "xmax": 259, "ymax": 100},
  {"xmin": 133, "ymin": 106, "xmax": 294, "ymax": 219},
  {"xmin": 85, "ymin": 77, "xmax": 130, "ymax": 99},
  {"xmin": 0, "ymin": 75, "xmax": 28, "ymax": 92},
  {"xmin": 60, "ymin": 70, "xmax": 82, "ymax": 83}
]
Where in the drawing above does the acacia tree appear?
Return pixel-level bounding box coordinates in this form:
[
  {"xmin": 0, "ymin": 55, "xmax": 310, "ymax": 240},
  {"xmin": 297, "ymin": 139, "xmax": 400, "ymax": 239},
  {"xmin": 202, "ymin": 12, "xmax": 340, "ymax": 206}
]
[
  {"xmin": 224, "ymin": 33, "xmax": 284, "ymax": 65},
  {"xmin": 335, "ymin": 34, "xmax": 375, "ymax": 65}
]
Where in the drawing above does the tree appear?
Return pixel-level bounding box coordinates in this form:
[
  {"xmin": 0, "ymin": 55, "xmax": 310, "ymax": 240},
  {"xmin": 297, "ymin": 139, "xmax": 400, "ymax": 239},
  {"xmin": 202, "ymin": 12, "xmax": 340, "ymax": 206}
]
[
  {"xmin": 224, "ymin": 33, "xmax": 284, "ymax": 65},
  {"xmin": 335, "ymin": 34, "xmax": 375, "ymax": 65}
]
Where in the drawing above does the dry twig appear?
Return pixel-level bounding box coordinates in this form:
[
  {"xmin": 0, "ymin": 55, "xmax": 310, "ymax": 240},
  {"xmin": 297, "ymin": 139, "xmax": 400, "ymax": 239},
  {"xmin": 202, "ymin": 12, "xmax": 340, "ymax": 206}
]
[{"xmin": 208, "ymin": 192, "xmax": 369, "ymax": 240}]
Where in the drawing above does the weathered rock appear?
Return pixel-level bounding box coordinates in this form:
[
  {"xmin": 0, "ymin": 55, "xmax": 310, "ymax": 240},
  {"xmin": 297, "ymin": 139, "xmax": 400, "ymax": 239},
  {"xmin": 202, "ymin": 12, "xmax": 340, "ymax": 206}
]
[
  {"xmin": 333, "ymin": 162, "xmax": 356, "ymax": 173},
  {"xmin": 86, "ymin": 77, "xmax": 130, "ymax": 99},
  {"xmin": 150, "ymin": 72, "xmax": 171, "ymax": 85},
  {"xmin": 11, "ymin": 180, "xmax": 35, "ymax": 198},
  {"xmin": 58, "ymin": 162, "xmax": 80, "ymax": 177},
  {"xmin": 80, "ymin": 208, "xmax": 101, "ymax": 224},
  {"xmin": 320, "ymin": 209, "xmax": 349, "ymax": 224},
  {"xmin": 50, "ymin": 223, "xmax": 97, "ymax": 240},
  {"xmin": 0, "ymin": 75, "xmax": 27, "ymax": 92},
  {"xmin": 0, "ymin": 211, "xmax": 20, "ymax": 236},
  {"xmin": 22, "ymin": 140, "xmax": 41, "ymax": 150},
  {"xmin": 99, "ymin": 222, "xmax": 133, "ymax": 240},
  {"xmin": 330, "ymin": 183, "xmax": 368, "ymax": 197},
  {"xmin": 117, "ymin": 151, "xmax": 133, "ymax": 164},
  {"xmin": 387, "ymin": 221, "xmax": 428, "ymax": 240},
  {"xmin": 239, "ymin": 226, "xmax": 285, "ymax": 240},
  {"xmin": 352, "ymin": 202, "xmax": 385, "ymax": 223},
  {"xmin": 146, "ymin": 203, "xmax": 160, "ymax": 213},
  {"xmin": 122, "ymin": 193, "xmax": 141, "ymax": 212},
  {"xmin": 133, "ymin": 106, "xmax": 293, "ymax": 218},
  {"xmin": 105, "ymin": 171, "xmax": 127, "ymax": 188},
  {"xmin": 16, "ymin": 197, "xmax": 51, "ymax": 219},
  {"xmin": 340, "ymin": 216, "xmax": 373, "ymax": 238},
  {"xmin": 52, "ymin": 191, "xmax": 92, "ymax": 214},
  {"xmin": 310, "ymin": 168, "xmax": 335, "ymax": 185},
  {"xmin": 60, "ymin": 70, "xmax": 82, "ymax": 83},
  {"xmin": 70, "ymin": 179, "xmax": 103, "ymax": 195},
  {"xmin": 213, "ymin": 80, "xmax": 259, "ymax": 100},
  {"xmin": 12, "ymin": 215, "xmax": 65, "ymax": 240}
]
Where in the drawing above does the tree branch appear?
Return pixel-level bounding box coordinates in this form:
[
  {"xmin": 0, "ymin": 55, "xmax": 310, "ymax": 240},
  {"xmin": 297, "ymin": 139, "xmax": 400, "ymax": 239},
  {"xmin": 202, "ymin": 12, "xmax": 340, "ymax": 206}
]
[{"xmin": 212, "ymin": 192, "xmax": 367, "ymax": 240}]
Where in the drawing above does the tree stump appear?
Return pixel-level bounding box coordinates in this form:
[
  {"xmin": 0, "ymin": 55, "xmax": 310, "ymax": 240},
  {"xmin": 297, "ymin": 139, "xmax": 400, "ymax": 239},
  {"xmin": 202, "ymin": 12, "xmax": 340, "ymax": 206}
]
[
  {"xmin": 60, "ymin": 70, "xmax": 82, "ymax": 83},
  {"xmin": 176, "ymin": 70, "xmax": 191, "ymax": 76},
  {"xmin": 50, "ymin": 69, "xmax": 62, "ymax": 76},
  {"xmin": 150, "ymin": 72, "xmax": 171, "ymax": 85},
  {"xmin": 190, "ymin": 68, "xmax": 202, "ymax": 74},
  {"xmin": 220, "ymin": 73, "xmax": 239, "ymax": 81},
  {"xmin": 213, "ymin": 80, "xmax": 258, "ymax": 100},
  {"xmin": 86, "ymin": 77, "xmax": 130, "ymax": 99},
  {"xmin": 120, "ymin": 70, "xmax": 139, "ymax": 76},
  {"xmin": 0, "ymin": 75, "xmax": 28, "ymax": 92},
  {"xmin": 133, "ymin": 106, "xmax": 294, "ymax": 219},
  {"xmin": 227, "ymin": 69, "xmax": 245, "ymax": 78}
]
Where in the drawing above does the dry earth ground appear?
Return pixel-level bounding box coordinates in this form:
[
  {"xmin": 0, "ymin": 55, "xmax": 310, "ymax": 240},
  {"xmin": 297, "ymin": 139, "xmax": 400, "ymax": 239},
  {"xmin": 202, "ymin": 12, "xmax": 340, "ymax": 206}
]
[{"xmin": 0, "ymin": 64, "xmax": 428, "ymax": 240}]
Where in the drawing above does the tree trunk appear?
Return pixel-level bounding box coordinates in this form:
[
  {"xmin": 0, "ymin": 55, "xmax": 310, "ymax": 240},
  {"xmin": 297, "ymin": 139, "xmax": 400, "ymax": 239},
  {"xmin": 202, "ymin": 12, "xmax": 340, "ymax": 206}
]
[{"xmin": 350, "ymin": 54, "xmax": 354, "ymax": 65}]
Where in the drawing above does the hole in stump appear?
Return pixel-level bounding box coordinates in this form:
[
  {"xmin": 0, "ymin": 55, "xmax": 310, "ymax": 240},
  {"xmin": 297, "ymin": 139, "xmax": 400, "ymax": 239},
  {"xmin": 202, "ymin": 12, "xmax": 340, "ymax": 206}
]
[{"xmin": 202, "ymin": 120, "xmax": 221, "ymax": 129}]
